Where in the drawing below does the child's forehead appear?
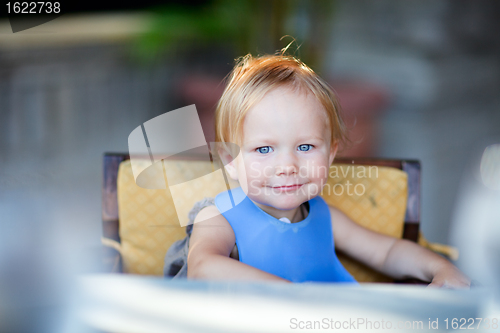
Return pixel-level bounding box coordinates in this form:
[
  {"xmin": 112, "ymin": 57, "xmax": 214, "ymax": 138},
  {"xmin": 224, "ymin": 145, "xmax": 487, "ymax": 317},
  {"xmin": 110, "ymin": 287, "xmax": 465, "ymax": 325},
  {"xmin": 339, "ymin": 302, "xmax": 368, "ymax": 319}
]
[
  {"xmin": 238, "ymin": 88, "xmax": 331, "ymax": 143},
  {"xmin": 245, "ymin": 86, "xmax": 328, "ymax": 122}
]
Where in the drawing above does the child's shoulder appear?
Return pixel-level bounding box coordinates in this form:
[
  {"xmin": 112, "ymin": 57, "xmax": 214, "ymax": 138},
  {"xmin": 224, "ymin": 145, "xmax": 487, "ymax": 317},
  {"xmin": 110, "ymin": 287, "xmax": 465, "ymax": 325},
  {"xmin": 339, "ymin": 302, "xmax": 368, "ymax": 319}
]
[
  {"xmin": 193, "ymin": 187, "xmax": 242, "ymax": 225},
  {"xmin": 193, "ymin": 204, "xmax": 224, "ymax": 224}
]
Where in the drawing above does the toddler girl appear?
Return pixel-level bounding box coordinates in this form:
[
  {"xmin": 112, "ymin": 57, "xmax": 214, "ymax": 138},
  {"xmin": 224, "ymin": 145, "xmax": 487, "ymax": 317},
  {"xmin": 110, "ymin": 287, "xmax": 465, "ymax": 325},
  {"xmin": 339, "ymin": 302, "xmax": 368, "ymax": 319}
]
[{"xmin": 184, "ymin": 53, "xmax": 469, "ymax": 287}]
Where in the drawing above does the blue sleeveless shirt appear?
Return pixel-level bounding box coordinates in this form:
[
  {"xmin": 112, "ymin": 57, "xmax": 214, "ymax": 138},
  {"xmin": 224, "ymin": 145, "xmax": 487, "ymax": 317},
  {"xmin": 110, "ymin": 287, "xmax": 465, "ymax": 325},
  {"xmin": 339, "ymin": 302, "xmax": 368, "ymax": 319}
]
[{"xmin": 214, "ymin": 187, "xmax": 357, "ymax": 283}]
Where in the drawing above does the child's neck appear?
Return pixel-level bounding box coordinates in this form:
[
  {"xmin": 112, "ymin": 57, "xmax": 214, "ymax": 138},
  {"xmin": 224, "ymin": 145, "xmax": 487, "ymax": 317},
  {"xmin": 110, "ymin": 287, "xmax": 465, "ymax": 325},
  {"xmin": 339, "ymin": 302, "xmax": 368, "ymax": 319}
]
[{"xmin": 251, "ymin": 200, "xmax": 309, "ymax": 223}]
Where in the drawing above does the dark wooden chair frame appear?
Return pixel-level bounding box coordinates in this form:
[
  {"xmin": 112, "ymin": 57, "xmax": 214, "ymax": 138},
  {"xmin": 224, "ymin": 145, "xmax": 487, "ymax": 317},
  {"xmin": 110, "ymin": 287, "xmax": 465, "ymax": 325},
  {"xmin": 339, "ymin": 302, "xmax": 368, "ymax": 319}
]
[{"xmin": 101, "ymin": 152, "xmax": 421, "ymax": 274}]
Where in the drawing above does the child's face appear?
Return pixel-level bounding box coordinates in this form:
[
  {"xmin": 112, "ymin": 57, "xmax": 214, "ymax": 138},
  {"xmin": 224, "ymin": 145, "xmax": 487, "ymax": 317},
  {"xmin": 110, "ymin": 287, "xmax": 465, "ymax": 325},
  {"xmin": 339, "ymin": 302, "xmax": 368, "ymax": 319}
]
[{"xmin": 226, "ymin": 86, "xmax": 337, "ymax": 213}]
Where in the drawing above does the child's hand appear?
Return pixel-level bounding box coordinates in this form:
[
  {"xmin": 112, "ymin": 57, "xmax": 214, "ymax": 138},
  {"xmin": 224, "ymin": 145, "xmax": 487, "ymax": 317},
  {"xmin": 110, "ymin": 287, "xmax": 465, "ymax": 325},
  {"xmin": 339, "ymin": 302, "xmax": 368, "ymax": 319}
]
[{"xmin": 427, "ymin": 262, "xmax": 471, "ymax": 289}]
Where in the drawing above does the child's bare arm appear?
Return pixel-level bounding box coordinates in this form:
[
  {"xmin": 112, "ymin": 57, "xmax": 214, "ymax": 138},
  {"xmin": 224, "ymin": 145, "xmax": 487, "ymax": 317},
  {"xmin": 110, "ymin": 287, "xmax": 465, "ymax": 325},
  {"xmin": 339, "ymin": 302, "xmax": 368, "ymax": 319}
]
[
  {"xmin": 330, "ymin": 206, "xmax": 470, "ymax": 288},
  {"xmin": 187, "ymin": 206, "xmax": 290, "ymax": 282}
]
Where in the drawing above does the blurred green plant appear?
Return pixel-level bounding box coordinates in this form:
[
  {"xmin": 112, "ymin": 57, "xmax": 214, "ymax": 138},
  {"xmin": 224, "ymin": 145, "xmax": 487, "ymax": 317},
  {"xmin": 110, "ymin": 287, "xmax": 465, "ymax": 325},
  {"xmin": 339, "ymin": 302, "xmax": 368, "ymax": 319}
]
[{"xmin": 134, "ymin": 0, "xmax": 336, "ymax": 73}]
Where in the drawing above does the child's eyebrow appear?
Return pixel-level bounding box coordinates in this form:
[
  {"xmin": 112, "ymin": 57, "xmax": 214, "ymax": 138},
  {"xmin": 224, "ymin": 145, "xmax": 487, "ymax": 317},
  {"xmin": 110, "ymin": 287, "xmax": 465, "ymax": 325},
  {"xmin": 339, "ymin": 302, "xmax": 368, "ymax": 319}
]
[
  {"xmin": 244, "ymin": 138, "xmax": 277, "ymax": 146},
  {"xmin": 295, "ymin": 135, "xmax": 326, "ymax": 142},
  {"xmin": 244, "ymin": 135, "xmax": 326, "ymax": 146}
]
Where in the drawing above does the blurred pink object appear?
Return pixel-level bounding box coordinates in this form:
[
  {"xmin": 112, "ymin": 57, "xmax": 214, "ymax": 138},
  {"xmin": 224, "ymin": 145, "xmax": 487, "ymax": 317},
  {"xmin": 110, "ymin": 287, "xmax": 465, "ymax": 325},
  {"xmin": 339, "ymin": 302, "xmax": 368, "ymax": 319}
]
[
  {"xmin": 178, "ymin": 75, "xmax": 225, "ymax": 144},
  {"xmin": 332, "ymin": 81, "xmax": 390, "ymax": 157}
]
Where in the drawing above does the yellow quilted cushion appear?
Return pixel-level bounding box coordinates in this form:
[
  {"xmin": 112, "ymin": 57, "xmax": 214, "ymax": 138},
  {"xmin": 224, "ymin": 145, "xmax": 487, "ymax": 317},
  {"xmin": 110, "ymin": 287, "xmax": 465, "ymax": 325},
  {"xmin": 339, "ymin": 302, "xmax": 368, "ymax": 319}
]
[
  {"xmin": 117, "ymin": 159, "xmax": 239, "ymax": 275},
  {"xmin": 117, "ymin": 160, "xmax": 183, "ymax": 275},
  {"xmin": 320, "ymin": 164, "xmax": 408, "ymax": 282},
  {"xmin": 117, "ymin": 160, "xmax": 407, "ymax": 281}
]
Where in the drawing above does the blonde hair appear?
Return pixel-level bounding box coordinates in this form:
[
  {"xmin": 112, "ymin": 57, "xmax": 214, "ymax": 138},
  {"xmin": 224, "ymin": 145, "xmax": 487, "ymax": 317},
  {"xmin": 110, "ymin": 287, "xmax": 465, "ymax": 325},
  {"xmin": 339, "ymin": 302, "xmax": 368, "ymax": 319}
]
[{"xmin": 214, "ymin": 53, "xmax": 348, "ymax": 152}]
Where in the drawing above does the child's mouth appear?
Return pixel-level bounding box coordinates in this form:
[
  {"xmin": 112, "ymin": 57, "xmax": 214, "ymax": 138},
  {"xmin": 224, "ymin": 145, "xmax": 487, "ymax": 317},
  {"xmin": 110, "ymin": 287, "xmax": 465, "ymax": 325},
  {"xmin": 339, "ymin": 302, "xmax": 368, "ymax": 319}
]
[{"xmin": 270, "ymin": 184, "xmax": 304, "ymax": 191}]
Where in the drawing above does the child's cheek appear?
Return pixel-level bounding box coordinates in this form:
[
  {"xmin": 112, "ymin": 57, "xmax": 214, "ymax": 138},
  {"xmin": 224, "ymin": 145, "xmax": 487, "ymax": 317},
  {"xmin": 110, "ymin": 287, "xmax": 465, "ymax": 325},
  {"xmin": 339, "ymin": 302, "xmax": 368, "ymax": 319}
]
[
  {"xmin": 246, "ymin": 160, "xmax": 267, "ymax": 182},
  {"xmin": 313, "ymin": 161, "xmax": 330, "ymax": 181}
]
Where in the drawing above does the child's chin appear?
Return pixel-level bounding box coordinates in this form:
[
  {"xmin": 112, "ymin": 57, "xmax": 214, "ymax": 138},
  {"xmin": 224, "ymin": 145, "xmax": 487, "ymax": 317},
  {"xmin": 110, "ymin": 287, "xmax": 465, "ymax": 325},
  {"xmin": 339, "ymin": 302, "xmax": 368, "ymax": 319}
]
[{"xmin": 264, "ymin": 195, "xmax": 306, "ymax": 210}]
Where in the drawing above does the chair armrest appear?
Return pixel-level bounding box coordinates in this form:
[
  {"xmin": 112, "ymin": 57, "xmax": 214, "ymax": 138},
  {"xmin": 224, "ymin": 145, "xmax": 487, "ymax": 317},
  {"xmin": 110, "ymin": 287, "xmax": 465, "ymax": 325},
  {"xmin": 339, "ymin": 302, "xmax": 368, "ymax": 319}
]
[{"xmin": 102, "ymin": 237, "xmax": 123, "ymax": 273}]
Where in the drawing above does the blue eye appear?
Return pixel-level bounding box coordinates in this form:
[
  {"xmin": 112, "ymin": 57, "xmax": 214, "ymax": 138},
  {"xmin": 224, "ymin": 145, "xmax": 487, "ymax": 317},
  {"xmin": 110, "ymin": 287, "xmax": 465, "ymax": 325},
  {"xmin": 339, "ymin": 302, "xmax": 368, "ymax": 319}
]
[
  {"xmin": 298, "ymin": 144, "xmax": 313, "ymax": 151},
  {"xmin": 257, "ymin": 146, "xmax": 273, "ymax": 154}
]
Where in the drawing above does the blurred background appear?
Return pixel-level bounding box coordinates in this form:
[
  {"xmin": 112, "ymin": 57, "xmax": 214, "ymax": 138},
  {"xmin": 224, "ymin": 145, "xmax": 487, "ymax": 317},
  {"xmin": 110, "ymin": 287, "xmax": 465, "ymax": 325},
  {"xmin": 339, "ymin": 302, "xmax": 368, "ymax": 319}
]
[{"xmin": 0, "ymin": 0, "xmax": 499, "ymax": 332}]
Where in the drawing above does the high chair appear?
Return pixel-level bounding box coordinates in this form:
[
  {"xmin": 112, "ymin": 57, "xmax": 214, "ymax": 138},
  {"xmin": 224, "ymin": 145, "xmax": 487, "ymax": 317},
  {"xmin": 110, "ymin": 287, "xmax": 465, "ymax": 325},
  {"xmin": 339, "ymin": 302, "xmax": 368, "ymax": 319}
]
[{"xmin": 101, "ymin": 152, "xmax": 457, "ymax": 282}]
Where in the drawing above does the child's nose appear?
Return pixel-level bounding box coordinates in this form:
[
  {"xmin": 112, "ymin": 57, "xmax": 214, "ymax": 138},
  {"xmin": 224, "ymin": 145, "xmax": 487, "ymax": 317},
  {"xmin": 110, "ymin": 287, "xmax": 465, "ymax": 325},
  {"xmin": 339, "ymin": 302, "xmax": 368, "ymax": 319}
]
[{"xmin": 275, "ymin": 152, "xmax": 298, "ymax": 176}]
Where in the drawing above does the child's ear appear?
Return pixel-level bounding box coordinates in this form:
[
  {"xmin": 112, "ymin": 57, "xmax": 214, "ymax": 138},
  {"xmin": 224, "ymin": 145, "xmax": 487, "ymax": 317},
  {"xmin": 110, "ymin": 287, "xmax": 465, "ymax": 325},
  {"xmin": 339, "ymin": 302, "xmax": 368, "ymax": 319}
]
[
  {"xmin": 224, "ymin": 160, "xmax": 239, "ymax": 181},
  {"xmin": 218, "ymin": 148, "xmax": 239, "ymax": 181},
  {"xmin": 329, "ymin": 143, "xmax": 338, "ymax": 166}
]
